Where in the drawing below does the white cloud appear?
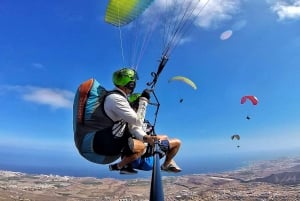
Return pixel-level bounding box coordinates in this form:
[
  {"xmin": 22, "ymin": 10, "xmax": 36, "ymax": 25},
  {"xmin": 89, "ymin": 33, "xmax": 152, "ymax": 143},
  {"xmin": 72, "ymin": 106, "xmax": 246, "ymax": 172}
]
[
  {"xmin": 231, "ymin": 19, "xmax": 247, "ymax": 31},
  {"xmin": 194, "ymin": 0, "xmax": 241, "ymax": 29},
  {"xmin": 150, "ymin": 0, "xmax": 241, "ymax": 29},
  {"xmin": 271, "ymin": 0, "xmax": 300, "ymax": 21},
  {"xmin": 140, "ymin": 0, "xmax": 241, "ymax": 53},
  {"xmin": 0, "ymin": 85, "xmax": 74, "ymax": 109}
]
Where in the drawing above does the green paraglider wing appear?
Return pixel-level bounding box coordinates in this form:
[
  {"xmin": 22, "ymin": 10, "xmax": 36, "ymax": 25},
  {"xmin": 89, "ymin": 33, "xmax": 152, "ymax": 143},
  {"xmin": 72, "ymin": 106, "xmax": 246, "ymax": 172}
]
[
  {"xmin": 169, "ymin": 76, "xmax": 197, "ymax": 90},
  {"xmin": 105, "ymin": 0, "xmax": 155, "ymax": 26}
]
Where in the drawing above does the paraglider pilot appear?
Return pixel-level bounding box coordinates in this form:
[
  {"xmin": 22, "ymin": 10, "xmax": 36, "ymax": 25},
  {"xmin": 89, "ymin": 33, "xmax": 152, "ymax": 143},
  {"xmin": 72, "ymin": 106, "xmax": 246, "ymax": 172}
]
[{"xmin": 74, "ymin": 68, "xmax": 158, "ymax": 174}]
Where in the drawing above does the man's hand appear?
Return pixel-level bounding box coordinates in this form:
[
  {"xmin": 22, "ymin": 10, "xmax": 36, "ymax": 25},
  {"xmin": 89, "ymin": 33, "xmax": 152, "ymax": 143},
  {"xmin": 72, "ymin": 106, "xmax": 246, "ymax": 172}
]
[
  {"xmin": 143, "ymin": 135, "xmax": 157, "ymax": 146},
  {"xmin": 140, "ymin": 89, "xmax": 151, "ymax": 101}
]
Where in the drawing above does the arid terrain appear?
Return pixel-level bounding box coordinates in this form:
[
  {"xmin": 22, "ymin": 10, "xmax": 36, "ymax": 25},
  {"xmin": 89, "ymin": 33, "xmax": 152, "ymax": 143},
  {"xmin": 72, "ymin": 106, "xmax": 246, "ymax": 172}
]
[{"xmin": 1, "ymin": 157, "xmax": 300, "ymax": 201}]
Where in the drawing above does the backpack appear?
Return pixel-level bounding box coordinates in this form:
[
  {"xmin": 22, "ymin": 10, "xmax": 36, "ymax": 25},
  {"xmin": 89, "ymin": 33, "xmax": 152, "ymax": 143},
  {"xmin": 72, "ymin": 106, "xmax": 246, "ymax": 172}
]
[{"xmin": 73, "ymin": 78, "xmax": 107, "ymax": 126}]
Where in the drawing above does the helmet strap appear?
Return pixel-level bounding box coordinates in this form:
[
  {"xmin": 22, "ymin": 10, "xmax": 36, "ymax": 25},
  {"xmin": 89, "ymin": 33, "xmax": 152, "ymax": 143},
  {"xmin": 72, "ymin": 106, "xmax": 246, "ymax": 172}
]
[{"xmin": 125, "ymin": 81, "xmax": 136, "ymax": 92}]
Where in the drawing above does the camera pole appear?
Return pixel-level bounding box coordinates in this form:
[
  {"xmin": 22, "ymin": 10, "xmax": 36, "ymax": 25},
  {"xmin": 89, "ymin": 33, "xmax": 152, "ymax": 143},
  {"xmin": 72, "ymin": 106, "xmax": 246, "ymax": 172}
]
[{"xmin": 147, "ymin": 55, "xmax": 169, "ymax": 201}]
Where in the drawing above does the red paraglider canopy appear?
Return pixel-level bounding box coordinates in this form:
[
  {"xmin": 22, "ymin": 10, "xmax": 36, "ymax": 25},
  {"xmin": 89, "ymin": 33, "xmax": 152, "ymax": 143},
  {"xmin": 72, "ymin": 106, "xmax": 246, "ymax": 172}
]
[{"xmin": 240, "ymin": 95, "xmax": 258, "ymax": 105}]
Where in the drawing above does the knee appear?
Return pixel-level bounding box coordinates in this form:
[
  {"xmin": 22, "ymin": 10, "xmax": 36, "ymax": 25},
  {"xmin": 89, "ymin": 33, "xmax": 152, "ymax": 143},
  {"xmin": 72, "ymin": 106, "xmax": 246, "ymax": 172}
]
[
  {"xmin": 170, "ymin": 138, "xmax": 181, "ymax": 148},
  {"xmin": 133, "ymin": 140, "xmax": 146, "ymax": 152},
  {"xmin": 158, "ymin": 135, "xmax": 168, "ymax": 139}
]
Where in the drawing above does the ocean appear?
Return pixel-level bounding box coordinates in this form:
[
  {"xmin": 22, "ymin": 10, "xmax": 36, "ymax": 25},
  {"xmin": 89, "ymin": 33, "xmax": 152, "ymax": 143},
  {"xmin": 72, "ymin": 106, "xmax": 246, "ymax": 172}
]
[{"xmin": 1, "ymin": 147, "xmax": 299, "ymax": 180}]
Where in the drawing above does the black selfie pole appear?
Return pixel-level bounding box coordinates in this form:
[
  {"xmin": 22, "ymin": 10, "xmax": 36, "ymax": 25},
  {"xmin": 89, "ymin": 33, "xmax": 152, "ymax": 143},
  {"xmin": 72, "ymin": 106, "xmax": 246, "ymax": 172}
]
[
  {"xmin": 150, "ymin": 136, "xmax": 164, "ymax": 201},
  {"xmin": 147, "ymin": 55, "xmax": 169, "ymax": 201}
]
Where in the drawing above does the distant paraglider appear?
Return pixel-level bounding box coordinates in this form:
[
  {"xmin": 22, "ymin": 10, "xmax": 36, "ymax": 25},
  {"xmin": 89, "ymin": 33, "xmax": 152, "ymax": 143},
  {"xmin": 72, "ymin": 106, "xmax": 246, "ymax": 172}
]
[
  {"xmin": 168, "ymin": 76, "xmax": 197, "ymax": 103},
  {"xmin": 231, "ymin": 134, "xmax": 240, "ymax": 148},
  {"xmin": 241, "ymin": 95, "xmax": 258, "ymax": 120}
]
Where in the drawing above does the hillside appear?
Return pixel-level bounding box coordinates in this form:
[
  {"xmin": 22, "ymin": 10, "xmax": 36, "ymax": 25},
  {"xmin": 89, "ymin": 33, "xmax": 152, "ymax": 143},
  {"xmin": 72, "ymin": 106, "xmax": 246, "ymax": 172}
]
[{"xmin": 1, "ymin": 157, "xmax": 300, "ymax": 201}]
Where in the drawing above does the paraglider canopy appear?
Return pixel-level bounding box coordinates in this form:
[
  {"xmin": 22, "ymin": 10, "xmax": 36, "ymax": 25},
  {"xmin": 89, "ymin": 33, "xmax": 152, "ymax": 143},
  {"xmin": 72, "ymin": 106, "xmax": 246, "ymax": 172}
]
[
  {"xmin": 168, "ymin": 76, "xmax": 197, "ymax": 90},
  {"xmin": 104, "ymin": 0, "xmax": 212, "ymax": 72},
  {"xmin": 241, "ymin": 95, "xmax": 258, "ymax": 105},
  {"xmin": 231, "ymin": 134, "xmax": 240, "ymax": 140},
  {"xmin": 105, "ymin": 0, "xmax": 155, "ymax": 26}
]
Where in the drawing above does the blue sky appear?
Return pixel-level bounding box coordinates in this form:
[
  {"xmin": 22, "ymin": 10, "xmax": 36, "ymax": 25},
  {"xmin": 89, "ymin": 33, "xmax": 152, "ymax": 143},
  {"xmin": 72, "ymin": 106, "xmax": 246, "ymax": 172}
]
[{"xmin": 1, "ymin": 0, "xmax": 300, "ymax": 177}]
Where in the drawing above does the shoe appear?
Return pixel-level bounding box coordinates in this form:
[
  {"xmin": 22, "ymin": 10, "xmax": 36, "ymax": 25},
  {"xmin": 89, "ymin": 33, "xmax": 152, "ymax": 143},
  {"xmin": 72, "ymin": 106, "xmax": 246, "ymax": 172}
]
[
  {"xmin": 161, "ymin": 160, "xmax": 182, "ymax": 173},
  {"xmin": 109, "ymin": 163, "xmax": 121, "ymax": 171},
  {"xmin": 120, "ymin": 166, "xmax": 138, "ymax": 174}
]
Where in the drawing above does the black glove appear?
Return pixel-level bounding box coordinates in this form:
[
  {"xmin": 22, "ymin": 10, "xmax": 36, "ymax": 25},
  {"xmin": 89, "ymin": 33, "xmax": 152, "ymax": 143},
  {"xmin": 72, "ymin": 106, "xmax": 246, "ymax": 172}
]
[{"xmin": 140, "ymin": 89, "xmax": 151, "ymax": 100}]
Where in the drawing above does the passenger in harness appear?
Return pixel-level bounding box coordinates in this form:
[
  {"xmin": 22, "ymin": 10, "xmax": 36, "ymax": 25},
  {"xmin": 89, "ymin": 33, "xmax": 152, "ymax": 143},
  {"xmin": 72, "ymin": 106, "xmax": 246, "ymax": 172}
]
[{"xmin": 119, "ymin": 93, "xmax": 182, "ymax": 174}]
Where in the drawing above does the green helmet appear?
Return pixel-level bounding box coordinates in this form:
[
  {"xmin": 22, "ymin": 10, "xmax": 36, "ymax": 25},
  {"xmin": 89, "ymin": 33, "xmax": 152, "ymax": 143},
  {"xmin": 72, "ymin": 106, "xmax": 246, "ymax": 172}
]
[
  {"xmin": 113, "ymin": 68, "xmax": 138, "ymax": 87},
  {"xmin": 128, "ymin": 93, "xmax": 141, "ymax": 103},
  {"xmin": 128, "ymin": 93, "xmax": 141, "ymax": 108}
]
